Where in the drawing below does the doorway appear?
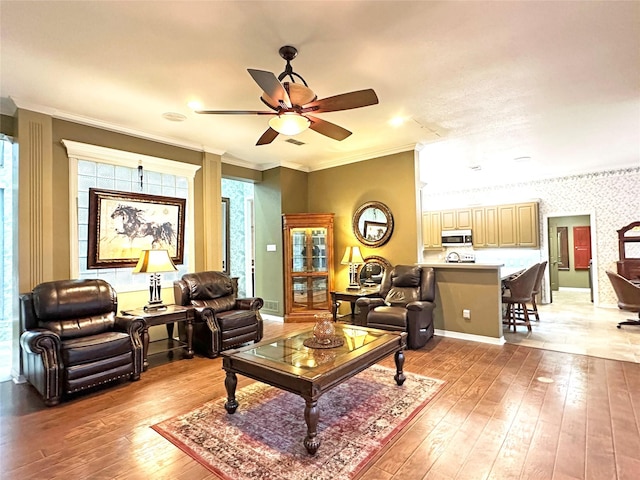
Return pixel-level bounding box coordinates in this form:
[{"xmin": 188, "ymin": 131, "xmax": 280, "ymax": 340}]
[
  {"xmin": 547, "ymin": 214, "xmax": 594, "ymax": 307},
  {"xmin": 221, "ymin": 179, "xmax": 255, "ymax": 297}
]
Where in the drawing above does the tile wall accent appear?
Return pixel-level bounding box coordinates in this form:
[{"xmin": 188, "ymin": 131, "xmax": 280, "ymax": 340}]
[
  {"xmin": 422, "ymin": 167, "xmax": 640, "ymax": 306},
  {"xmin": 77, "ymin": 160, "xmax": 190, "ymax": 290}
]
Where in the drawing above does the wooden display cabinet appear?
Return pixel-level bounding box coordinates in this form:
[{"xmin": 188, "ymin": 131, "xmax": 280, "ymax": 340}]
[{"xmin": 283, "ymin": 213, "xmax": 335, "ymax": 322}]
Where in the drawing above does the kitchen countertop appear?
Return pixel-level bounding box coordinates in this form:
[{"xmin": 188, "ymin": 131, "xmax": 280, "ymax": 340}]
[{"xmin": 417, "ymin": 262, "xmax": 504, "ymax": 270}]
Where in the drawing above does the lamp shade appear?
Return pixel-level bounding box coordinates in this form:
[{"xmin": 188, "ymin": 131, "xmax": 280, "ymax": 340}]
[
  {"xmin": 341, "ymin": 246, "xmax": 365, "ymax": 265},
  {"xmin": 268, "ymin": 113, "xmax": 311, "ymax": 135},
  {"xmin": 132, "ymin": 249, "xmax": 178, "ymax": 274}
]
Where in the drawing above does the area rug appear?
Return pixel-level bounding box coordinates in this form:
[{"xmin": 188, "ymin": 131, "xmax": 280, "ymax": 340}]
[{"xmin": 152, "ymin": 365, "xmax": 445, "ymax": 480}]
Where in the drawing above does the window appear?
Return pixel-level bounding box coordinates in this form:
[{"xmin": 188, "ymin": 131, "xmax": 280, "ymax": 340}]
[{"xmin": 64, "ymin": 140, "xmax": 200, "ymax": 291}]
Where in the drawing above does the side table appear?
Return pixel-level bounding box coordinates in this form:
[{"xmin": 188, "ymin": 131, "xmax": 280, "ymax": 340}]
[
  {"xmin": 330, "ymin": 287, "xmax": 380, "ymax": 322},
  {"xmin": 121, "ymin": 304, "xmax": 194, "ymax": 370}
]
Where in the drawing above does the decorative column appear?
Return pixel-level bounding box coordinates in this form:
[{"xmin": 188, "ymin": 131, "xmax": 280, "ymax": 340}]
[
  {"xmin": 201, "ymin": 151, "xmax": 223, "ymax": 271},
  {"xmin": 16, "ymin": 109, "xmax": 54, "ymax": 292}
]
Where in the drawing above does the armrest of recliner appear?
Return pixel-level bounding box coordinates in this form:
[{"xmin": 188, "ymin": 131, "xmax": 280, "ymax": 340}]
[
  {"xmin": 115, "ymin": 315, "xmax": 146, "ymax": 346},
  {"xmin": 406, "ymin": 300, "xmax": 435, "ymax": 312},
  {"xmin": 20, "ymin": 329, "xmax": 62, "ymax": 356},
  {"xmin": 236, "ymin": 297, "xmax": 264, "ymax": 311},
  {"xmin": 354, "ymin": 297, "xmax": 386, "ymax": 326}
]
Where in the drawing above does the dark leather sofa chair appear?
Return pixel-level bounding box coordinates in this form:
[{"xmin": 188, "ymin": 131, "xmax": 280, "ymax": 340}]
[
  {"xmin": 173, "ymin": 271, "xmax": 264, "ymax": 358},
  {"xmin": 20, "ymin": 279, "xmax": 146, "ymax": 406},
  {"xmin": 355, "ymin": 265, "xmax": 436, "ymax": 349}
]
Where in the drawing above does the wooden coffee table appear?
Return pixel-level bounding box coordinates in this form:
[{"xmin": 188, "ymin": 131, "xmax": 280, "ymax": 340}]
[{"xmin": 221, "ymin": 324, "xmax": 407, "ymax": 455}]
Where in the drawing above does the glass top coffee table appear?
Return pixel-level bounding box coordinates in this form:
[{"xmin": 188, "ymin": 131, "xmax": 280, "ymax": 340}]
[{"xmin": 221, "ymin": 324, "xmax": 408, "ymax": 455}]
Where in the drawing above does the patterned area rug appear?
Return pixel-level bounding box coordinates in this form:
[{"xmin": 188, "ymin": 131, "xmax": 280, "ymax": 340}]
[{"xmin": 152, "ymin": 365, "xmax": 445, "ymax": 480}]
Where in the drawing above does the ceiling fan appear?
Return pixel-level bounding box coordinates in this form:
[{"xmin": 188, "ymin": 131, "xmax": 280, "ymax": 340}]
[{"xmin": 195, "ymin": 45, "xmax": 379, "ymax": 145}]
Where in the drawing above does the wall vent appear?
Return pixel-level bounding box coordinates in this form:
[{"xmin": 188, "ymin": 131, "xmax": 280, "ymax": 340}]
[
  {"xmin": 285, "ymin": 138, "xmax": 305, "ymax": 146},
  {"xmin": 264, "ymin": 300, "xmax": 279, "ymax": 311}
]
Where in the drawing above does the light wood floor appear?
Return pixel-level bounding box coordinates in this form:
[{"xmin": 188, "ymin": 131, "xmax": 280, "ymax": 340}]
[
  {"xmin": 504, "ymin": 288, "xmax": 640, "ymax": 363},
  {"xmin": 2, "ymin": 319, "xmax": 640, "ymax": 480}
]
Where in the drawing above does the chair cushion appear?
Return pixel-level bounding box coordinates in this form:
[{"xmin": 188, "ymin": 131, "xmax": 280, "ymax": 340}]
[
  {"xmin": 392, "ymin": 266, "xmax": 421, "ymax": 287},
  {"xmin": 193, "ymin": 296, "xmax": 237, "ymax": 313},
  {"xmin": 40, "ymin": 312, "xmax": 117, "ymax": 340},
  {"xmin": 184, "ymin": 271, "xmax": 234, "ymax": 300},
  {"xmin": 216, "ymin": 309, "xmax": 258, "ymax": 330},
  {"xmin": 33, "ymin": 279, "xmax": 116, "ymax": 321},
  {"xmin": 368, "ymin": 306, "xmax": 407, "ymax": 329},
  {"xmin": 385, "ymin": 287, "xmax": 419, "ymax": 306},
  {"xmin": 61, "ymin": 331, "xmax": 132, "ymax": 366}
]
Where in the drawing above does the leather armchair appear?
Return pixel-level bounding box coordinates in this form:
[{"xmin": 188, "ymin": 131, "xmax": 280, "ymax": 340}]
[
  {"xmin": 20, "ymin": 279, "xmax": 145, "ymax": 406},
  {"xmin": 606, "ymin": 270, "xmax": 640, "ymax": 328},
  {"xmin": 355, "ymin": 265, "xmax": 436, "ymax": 349},
  {"xmin": 173, "ymin": 271, "xmax": 264, "ymax": 358}
]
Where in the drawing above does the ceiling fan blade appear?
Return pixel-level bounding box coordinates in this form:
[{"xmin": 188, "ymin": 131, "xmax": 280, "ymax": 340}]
[
  {"xmin": 247, "ymin": 69, "xmax": 291, "ymax": 108},
  {"xmin": 306, "ymin": 115, "xmax": 352, "ymax": 141},
  {"xmin": 256, "ymin": 127, "xmax": 279, "ymax": 146},
  {"xmin": 195, "ymin": 110, "xmax": 276, "ymax": 115},
  {"xmin": 301, "ymin": 89, "xmax": 378, "ymax": 114}
]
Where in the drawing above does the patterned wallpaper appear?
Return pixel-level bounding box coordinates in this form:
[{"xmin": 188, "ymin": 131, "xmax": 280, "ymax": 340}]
[
  {"xmin": 422, "ymin": 167, "xmax": 640, "ymax": 306},
  {"xmin": 222, "ymin": 179, "xmax": 254, "ymax": 298}
]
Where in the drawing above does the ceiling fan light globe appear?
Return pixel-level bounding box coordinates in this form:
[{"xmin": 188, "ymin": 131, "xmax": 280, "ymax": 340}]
[{"xmin": 269, "ymin": 114, "xmax": 310, "ymax": 136}]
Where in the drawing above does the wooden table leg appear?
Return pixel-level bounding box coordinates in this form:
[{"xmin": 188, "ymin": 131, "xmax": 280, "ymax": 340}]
[
  {"xmin": 185, "ymin": 317, "xmax": 194, "ymax": 358},
  {"xmin": 142, "ymin": 327, "xmax": 150, "ymax": 371},
  {"xmin": 303, "ymin": 399, "xmax": 320, "ymax": 455},
  {"xmin": 224, "ymin": 371, "xmax": 238, "ymax": 413},
  {"xmin": 394, "ymin": 349, "xmax": 406, "ymax": 385}
]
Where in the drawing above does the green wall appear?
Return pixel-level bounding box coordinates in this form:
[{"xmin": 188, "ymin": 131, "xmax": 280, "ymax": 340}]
[{"xmin": 309, "ymin": 150, "xmax": 418, "ymax": 291}]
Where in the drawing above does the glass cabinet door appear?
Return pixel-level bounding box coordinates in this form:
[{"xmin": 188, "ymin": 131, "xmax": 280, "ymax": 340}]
[
  {"xmin": 290, "ymin": 227, "xmax": 327, "ymax": 272},
  {"xmin": 283, "ymin": 213, "xmax": 334, "ymax": 321}
]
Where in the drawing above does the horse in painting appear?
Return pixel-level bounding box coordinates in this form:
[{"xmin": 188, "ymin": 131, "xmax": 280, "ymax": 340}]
[{"xmin": 110, "ymin": 204, "xmax": 176, "ymax": 249}]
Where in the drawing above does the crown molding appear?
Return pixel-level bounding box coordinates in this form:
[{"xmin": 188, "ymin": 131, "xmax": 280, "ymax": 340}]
[
  {"xmin": 308, "ymin": 143, "xmax": 419, "ymax": 172},
  {"xmin": 10, "ymin": 96, "xmax": 226, "ymax": 156}
]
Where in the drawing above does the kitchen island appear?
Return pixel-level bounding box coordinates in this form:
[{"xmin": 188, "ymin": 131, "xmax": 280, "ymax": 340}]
[{"xmin": 418, "ymin": 263, "xmax": 519, "ymax": 343}]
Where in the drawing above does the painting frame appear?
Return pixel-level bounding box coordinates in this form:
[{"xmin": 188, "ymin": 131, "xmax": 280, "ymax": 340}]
[
  {"xmin": 87, "ymin": 188, "xmax": 186, "ymax": 269},
  {"xmin": 364, "ymin": 221, "xmax": 388, "ymax": 242}
]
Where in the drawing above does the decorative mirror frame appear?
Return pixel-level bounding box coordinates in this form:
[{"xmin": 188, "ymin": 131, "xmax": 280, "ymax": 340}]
[
  {"xmin": 358, "ymin": 255, "xmax": 392, "ymax": 287},
  {"xmin": 352, "ymin": 201, "xmax": 394, "ymax": 247}
]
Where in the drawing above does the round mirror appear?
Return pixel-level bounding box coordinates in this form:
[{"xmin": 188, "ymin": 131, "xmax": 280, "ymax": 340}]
[
  {"xmin": 358, "ymin": 256, "xmax": 392, "ymax": 287},
  {"xmin": 353, "ymin": 201, "xmax": 394, "ymax": 247}
]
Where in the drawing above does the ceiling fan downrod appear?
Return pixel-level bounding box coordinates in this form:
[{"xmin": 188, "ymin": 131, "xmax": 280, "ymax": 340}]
[{"xmin": 277, "ymin": 45, "xmax": 308, "ymax": 86}]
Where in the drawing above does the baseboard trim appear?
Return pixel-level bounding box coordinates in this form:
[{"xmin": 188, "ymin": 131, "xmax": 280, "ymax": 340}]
[
  {"xmin": 262, "ymin": 313, "xmax": 284, "ymax": 322},
  {"xmin": 435, "ymin": 329, "xmax": 505, "ymax": 345}
]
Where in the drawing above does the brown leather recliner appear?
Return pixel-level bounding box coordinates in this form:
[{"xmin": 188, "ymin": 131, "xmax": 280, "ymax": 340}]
[
  {"xmin": 173, "ymin": 271, "xmax": 264, "ymax": 358},
  {"xmin": 19, "ymin": 279, "xmax": 146, "ymax": 406},
  {"xmin": 355, "ymin": 265, "xmax": 436, "ymax": 349}
]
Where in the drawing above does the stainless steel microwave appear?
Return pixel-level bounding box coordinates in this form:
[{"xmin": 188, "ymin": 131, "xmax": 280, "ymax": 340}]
[{"xmin": 441, "ymin": 229, "xmax": 473, "ymax": 246}]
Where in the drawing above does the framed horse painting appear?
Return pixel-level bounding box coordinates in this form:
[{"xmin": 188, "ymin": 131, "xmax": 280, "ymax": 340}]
[{"xmin": 87, "ymin": 188, "xmax": 186, "ymax": 269}]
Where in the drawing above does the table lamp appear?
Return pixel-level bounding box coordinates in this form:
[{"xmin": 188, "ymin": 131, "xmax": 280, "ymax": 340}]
[
  {"xmin": 341, "ymin": 246, "xmax": 365, "ymax": 290},
  {"xmin": 133, "ymin": 249, "xmax": 178, "ymax": 311}
]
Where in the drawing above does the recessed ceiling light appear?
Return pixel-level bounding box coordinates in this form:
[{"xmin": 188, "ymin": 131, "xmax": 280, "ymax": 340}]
[
  {"xmin": 469, "ymin": 165, "xmax": 482, "ymax": 171},
  {"xmin": 388, "ymin": 116, "xmax": 406, "ymax": 127},
  {"xmin": 514, "ymin": 156, "xmax": 532, "ymax": 162},
  {"xmin": 187, "ymin": 100, "xmax": 202, "ymax": 111},
  {"xmin": 162, "ymin": 112, "xmax": 187, "ymax": 122}
]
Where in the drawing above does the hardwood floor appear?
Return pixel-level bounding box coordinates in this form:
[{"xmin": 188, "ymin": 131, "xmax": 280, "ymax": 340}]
[{"xmin": 2, "ymin": 319, "xmax": 640, "ymax": 479}]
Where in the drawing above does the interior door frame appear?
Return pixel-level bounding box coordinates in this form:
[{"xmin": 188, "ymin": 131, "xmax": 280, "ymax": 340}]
[{"xmin": 543, "ymin": 210, "xmax": 598, "ymax": 305}]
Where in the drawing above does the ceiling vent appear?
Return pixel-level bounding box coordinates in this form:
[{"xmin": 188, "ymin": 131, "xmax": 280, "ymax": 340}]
[{"xmin": 285, "ymin": 138, "xmax": 305, "ymax": 146}]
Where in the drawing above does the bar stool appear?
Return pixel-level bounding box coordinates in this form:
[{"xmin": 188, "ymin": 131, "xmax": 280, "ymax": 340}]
[{"xmin": 502, "ymin": 263, "xmax": 540, "ymax": 332}]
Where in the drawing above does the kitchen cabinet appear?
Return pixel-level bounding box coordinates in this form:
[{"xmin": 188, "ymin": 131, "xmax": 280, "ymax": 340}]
[
  {"xmin": 441, "ymin": 208, "xmax": 472, "ymax": 230},
  {"xmin": 282, "ymin": 213, "xmax": 335, "ymax": 322},
  {"xmin": 422, "ymin": 211, "xmax": 443, "ymax": 249},
  {"xmin": 498, "ymin": 202, "xmax": 539, "ymax": 247},
  {"xmin": 472, "ymin": 206, "xmax": 499, "ymax": 247},
  {"xmin": 424, "ymin": 202, "xmax": 539, "ymax": 249}
]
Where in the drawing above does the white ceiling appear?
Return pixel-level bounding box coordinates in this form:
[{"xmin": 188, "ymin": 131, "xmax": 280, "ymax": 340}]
[{"xmin": 2, "ymin": 1, "xmax": 639, "ymax": 188}]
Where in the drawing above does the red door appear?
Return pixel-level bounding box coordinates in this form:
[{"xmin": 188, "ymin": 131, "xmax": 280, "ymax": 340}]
[{"xmin": 573, "ymin": 226, "xmax": 591, "ymax": 270}]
